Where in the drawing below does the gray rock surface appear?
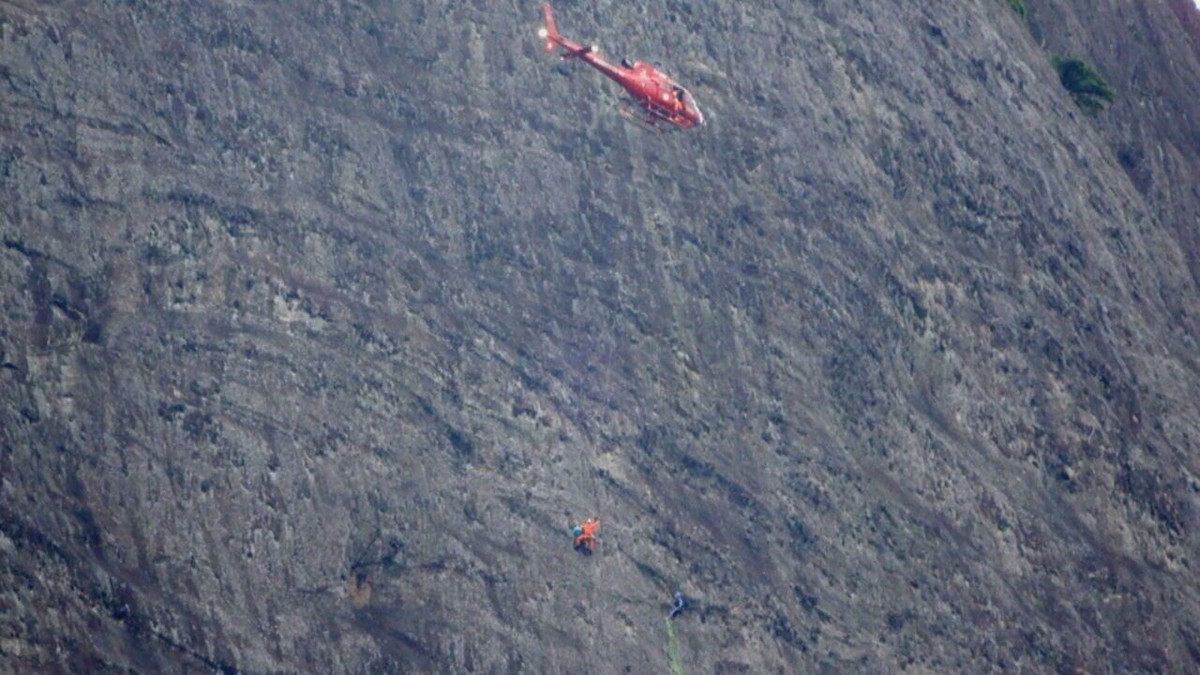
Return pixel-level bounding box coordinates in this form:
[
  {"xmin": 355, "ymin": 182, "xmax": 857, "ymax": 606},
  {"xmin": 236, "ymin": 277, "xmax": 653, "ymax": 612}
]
[{"xmin": 2, "ymin": 0, "xmax": 1199, "ymax": 672}]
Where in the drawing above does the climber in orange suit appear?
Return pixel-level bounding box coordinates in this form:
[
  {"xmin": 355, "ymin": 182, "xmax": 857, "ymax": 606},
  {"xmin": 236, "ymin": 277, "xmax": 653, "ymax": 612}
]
[{"xmin": 572, "ymin": 518, "xmax": 601, "ymax": 553}]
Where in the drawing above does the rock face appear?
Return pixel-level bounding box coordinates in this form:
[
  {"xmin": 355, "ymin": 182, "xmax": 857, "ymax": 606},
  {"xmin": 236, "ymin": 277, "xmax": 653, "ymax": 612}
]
[{"xmin": 2, "ymin": 0, "xmax": 1199, "ymax": 672}]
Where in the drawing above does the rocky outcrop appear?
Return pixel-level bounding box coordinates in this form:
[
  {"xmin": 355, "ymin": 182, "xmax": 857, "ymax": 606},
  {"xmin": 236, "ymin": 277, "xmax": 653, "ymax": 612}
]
[{"xmin": 2, "ymin": 1, "xmax": 1198, "ymax": 672}]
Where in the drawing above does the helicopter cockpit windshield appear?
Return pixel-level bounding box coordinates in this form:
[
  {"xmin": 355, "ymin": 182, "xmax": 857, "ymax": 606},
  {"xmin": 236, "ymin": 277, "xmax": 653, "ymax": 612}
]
[{"xmin": 673, "ymin": 85, "xmax": 703, "ymax": 126}]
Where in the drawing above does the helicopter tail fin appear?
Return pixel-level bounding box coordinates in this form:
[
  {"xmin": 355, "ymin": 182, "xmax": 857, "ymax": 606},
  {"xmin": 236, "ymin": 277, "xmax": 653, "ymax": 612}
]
[
  {"xmin": 542, "ymin": 4, "xmax": 559, "ymax": 42},
  {"xmin": 541, "ymin": 3, "xmax": 563, "ymax": 52},
  {"xmin": 540, "ymin": 3, "xmax": 594, "ymax": 59}
]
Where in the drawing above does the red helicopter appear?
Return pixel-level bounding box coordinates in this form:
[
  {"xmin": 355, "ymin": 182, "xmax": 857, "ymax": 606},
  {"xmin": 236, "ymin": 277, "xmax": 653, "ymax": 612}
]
[{"xmin": 538, "ymin": 3, "xmax": 704, "ymax": 130}]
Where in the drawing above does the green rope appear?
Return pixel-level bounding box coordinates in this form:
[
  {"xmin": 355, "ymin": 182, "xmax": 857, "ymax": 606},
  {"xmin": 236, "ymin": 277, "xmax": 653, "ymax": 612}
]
[{"xmin": 665, "ymin": 617, "xmax": 683, "ymax": 675}]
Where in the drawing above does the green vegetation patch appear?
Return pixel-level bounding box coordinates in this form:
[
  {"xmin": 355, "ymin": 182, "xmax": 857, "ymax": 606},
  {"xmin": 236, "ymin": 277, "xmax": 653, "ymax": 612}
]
[
  {"xmin": 1007, "ymin": 0, "xmax": 1027, "ymax": 20},
  {"xmin": 1052, "ymin": 55, "xmax": 1116, "ymax": 113}
]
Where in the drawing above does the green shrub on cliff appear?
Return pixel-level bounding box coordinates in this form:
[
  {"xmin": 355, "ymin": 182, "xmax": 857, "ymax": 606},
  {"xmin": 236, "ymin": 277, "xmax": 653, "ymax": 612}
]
[{"xmin": 1052, "ymin": 55, "xmax": 1116, "ymax": 113}]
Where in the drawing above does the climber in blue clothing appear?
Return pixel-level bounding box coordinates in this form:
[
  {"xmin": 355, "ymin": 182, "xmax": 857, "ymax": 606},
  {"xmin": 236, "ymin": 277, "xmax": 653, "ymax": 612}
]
[{"xmin": 669, "ymin": 590, "xmax": 686, "ymax": 620}]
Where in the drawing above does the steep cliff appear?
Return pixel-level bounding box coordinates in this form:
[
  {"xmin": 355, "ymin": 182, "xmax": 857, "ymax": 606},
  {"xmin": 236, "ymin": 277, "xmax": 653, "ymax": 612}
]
[{"xmin": 2, "ymin": 0, "xmax": 1198, "ymax": 672}]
